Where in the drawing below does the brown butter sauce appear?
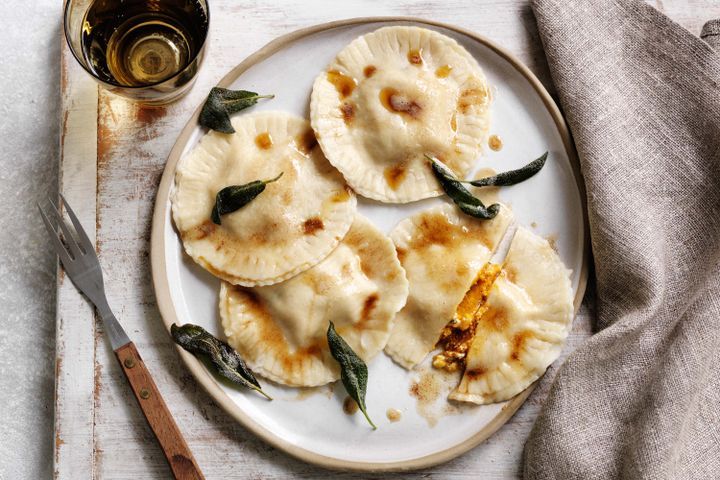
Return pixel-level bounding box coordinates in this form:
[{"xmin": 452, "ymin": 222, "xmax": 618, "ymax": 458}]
[
  {"xmin": 379, "ymin": 88, "xmax": 422, "ymax": 119},
  {"xmin": 363, "ymin": 65, "xmax": 377, "ymax": 78},
  {"xmin": 407, "ymin": 48, "xmax": 424, "ymax": 65},
  {"xmin": 330, "ymin": 186, "xmax": 352, "ymax": 203},
  {"xmin": 327, "ymin": 70, "xmax": 357, "ymax": 99},
  {"xmin": 295, "ymin": 130, "xmax": 317, "ymax": 154},
  {"xmin": 386, "ymin": 408, "xmax": 402, "ymax": 422},
  {"xmin": 409, "ymin": 369, "xmax": 465, "ymax": 428},
  {"xmin": 302, "ymin": 216, "xmax": 324, "ymax": 235},
  {"xmin": 383, "ymin": 163, "xmax": 408, "ymax": 190},
  {"xmin": 488, "ymin": 134, "xmax": 503, "ymax": 151},
  {"xmin": 343, "ymin": 396, "xmax": 359, "ymax": 415},
  {"xmin": 340, "ymin": 102, "xmax": 355, "ymax": 125},
  {"xmin": 254, "ymin": 132, "xmax": 273, "ymax": 150},
  {"xmin": 435, "ymin": 64, "xmax": 452, "ymax": 78}
]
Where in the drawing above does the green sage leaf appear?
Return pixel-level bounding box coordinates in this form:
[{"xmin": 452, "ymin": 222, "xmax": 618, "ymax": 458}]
[
  {"xmin": 464, "ymin": 152, "xmax": 548, "ymax": 187},
  {"xmin": 456, "ymin": 200, "xmax": 502, "ymax": 219},
  {"xmin": 212, "ymin": 172, "xmax": 283, "ymax": 225},
  {"xmin": 199, "ymin": 87, "xmax": 274, "ymax": 133},
  {"xmin": 327, "ymin": 322, "xmax": 376, "ymax": 429},
  {"xmin": 171, "ymin": 323, "xmax": 272, "ymax": 400},
  {"xmin": 427, "ymin": 155, "xmax": 500, "ymax": 220}
]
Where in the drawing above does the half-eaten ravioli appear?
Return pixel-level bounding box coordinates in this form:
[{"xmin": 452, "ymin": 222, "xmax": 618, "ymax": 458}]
[
  {"xmin": 385, "ymin": 206, "xmax": 573, "ymax": 405},
  {"xmin": 447, "ymin": 227, "xmax": 573, "ymax": 404},
  {"xmin": 384, "ymin": 204, "xmax": 513, "ymax": 368},
  {"xmin": 172, "ymin": 111, "xmax": 356, "ymax": 286},
  {"xmin": 310, "ymin": 26, "xmax": 492, "ymax": 203},
  {"xmin": 219, "ymin": 215, "xmax": 409, "ymax": 387}
]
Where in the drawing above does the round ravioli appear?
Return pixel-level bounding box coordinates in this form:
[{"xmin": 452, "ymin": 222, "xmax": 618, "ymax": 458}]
[
  {"xmin": 219, "ymin": 215, "xmax": 409, "ymax": 387},
  {"xmin": 172, "ymin": 111, "xmax": 356, "ymax": 286},
  {"xmin": 310, "ymin": 26, "xmax": 492, "ymax": 203},
  {"xmin": 449, "ymin": 227, "xmax": 573, "ymax": 404},
  {"xmin": 384, "ymin": 204, "xmax": 513, "ymax": 369}
]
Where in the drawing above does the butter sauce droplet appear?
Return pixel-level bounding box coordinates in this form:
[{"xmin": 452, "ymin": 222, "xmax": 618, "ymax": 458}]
[
  {"xmin": 295, "ymin": 130, "xmax": 317, "ymax": 154},
  {"xmin": 340, "ymin": 102, "xmax": 355, "ymax": 125},
  {"xmin": 331, "ymin": 186, "xmax": 352, "ymax": 203},
  {"xmin": 302, "ymin": 216, "xmax": 324, "ymax": 235},
  {"xmin": 363, "ymin": 65, "xmax": 377, "ymax": 78},
  {"xmin": 379, "ymin": 88, "xmax": 422, "ymax": 119},
  {"xmin": 384, "ymin": 163, "xmax": 408, "ymax": 190},
  {"xmin": 327, "ymin": 70, "xmax": 357, "ymax": 99},
  {"xmin": 435, "ymin": 65, "xmax": 452, "ymax": 78},
  {"xmin": 386, "ymin": 408, "xmax": 402, "ymax": 422},
  {"xmin": 458, "ymin": 87, "xmax": 488, "ymax": 114},
  {"xmin": 407, "ymin": 48, "xmax": 423, "ymax": 65},
  {"xmin": 488, "ymin": 134, "xmax": 503, "ymax": 151},
  {"xmin": 343, "ymin": 396, "xmax": 359, "ymax": 415},
  {"xmin": 255, "ymin": 132, "xmax": 273, "ymax": 150}
]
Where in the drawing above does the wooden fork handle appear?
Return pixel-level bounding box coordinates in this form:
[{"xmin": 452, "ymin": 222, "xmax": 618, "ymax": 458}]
[{"xmin": 115, "ymin": 342, "xmax": 205, "ymax": 480}]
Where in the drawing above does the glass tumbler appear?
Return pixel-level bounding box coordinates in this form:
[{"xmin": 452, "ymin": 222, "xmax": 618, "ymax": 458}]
[{"xmin": 63, "ymin": 0, "xmax": 209, "ymax": 105}]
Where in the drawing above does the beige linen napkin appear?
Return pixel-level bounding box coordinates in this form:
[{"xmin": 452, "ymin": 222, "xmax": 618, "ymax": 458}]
[{"xmin": 524, "ymin": 1, "xmax": 720, "ymax": 478}]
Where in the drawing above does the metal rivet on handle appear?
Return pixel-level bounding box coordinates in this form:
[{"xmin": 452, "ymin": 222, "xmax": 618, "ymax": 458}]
[
  {"xmin": 140, "ymin": 388, "xmax": 151, "ymax": 399},
  {"xmin": 123, "ymin": 357, "xmax": 136, "ymax": 369}
]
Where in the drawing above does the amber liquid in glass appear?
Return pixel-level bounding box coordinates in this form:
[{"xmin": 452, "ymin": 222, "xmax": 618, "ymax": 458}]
[{"xmin": 81, "ymin": 0, "xmax": 208, "ymax": 87}]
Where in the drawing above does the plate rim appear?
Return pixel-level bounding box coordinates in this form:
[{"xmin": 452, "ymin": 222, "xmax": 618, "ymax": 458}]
[{"xmin": 150, "ymin": 16, "xmax": 589, "ymax": 472}]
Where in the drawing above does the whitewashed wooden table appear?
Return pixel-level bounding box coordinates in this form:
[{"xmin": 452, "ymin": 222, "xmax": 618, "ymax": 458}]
[{"xmin": 54, "ymin": 1, "xmax": 718, "ymax": 478}]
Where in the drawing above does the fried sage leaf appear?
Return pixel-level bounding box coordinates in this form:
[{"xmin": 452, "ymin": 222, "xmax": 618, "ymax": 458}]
[
  {"xmin": 464, "ymin": 152, "xmax": 548, "ymax": 187},
  {"xmin": 327, "ymin": 322, "xmax": 376, "ymax": 429},
  {"xmin": 171, "ymin": 323, "xmax": 272, "ymax": 400},
  {"xmin": 199, "ymin": 87, "xmax": 274, "ymax": 133},
  {"xmin": 427, "ymin": 155, "xmax": 500, "ymax": 220},
  {"xmin": 456, "ymin": 200, "xmax": 501, "ymax": 219},
  {"xmin": 211, "ymin": 172, "xmax": 283, "ymax": 225}
]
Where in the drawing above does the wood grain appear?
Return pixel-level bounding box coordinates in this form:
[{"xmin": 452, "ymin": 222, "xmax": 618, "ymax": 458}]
[
  {"xmin": 55, "ymin": 1, "xmax": 720, "ymax": 478},
  {"xmin": 115, "ymin": 342, "xmax": 205, "ymax": 480},
  {"xmin": 54, "ymin": 32, "xmax": 98, "ymax": 480}
]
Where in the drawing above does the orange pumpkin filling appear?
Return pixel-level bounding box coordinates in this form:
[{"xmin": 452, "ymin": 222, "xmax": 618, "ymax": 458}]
[{"xmin": 433, "ymin": 263, "xmax": 502, "ymax": 372}]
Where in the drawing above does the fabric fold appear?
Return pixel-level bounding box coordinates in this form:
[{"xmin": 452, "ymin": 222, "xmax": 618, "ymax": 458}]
[
  {"xmin": 524, "ymin": 1, "xmax": 720, "ymax": 478},
  {"xmin": 701, "ymin": 19, "xmax": 720, "ymax": 49}
]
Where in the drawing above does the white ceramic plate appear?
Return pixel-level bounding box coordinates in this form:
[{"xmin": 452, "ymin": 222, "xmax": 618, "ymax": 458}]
[{"xmin": 151, "ymin": 17, "xmax": 588, "ymax": 472}]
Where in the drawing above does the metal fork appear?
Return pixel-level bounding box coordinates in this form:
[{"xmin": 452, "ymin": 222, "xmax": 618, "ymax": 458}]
[{"xmin": 40, "ymin": 195, "xmax": 205, "ymax": 480}]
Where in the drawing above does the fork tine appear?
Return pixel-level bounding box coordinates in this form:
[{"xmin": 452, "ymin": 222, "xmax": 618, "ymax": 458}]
[
  {"xmin": 47, "ymin": 197, "xmax": 84, "ymax": 259},
  {"xmin": 59, "ymin": 193, "xmax": 94, "ymax": 255},
  {"xmin": 38, "ymin": 203, "xmax": 74, "ymax": 269}
]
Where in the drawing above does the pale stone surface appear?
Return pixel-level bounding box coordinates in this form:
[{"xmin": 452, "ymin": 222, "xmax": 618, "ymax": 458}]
[{"xmin": 0, "ymin": 1, "xmax": 61, "ymax": 479}]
